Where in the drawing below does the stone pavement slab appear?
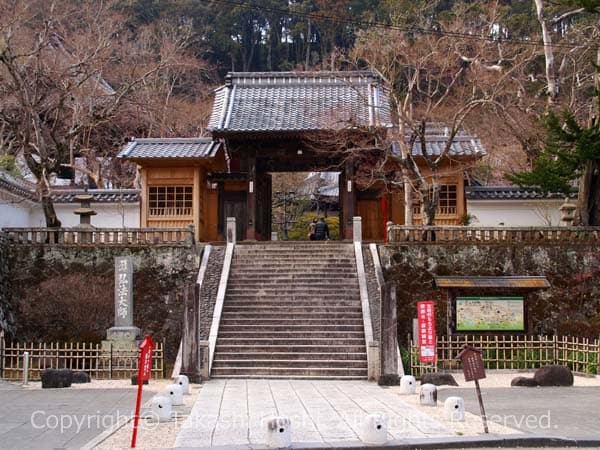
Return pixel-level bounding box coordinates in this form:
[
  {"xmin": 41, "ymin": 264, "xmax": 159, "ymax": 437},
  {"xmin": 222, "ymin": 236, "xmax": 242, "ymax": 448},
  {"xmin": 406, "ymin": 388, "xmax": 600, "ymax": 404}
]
[{"xmin": 175, "ymin": 380, "xmax": 453, "ymax": 448}]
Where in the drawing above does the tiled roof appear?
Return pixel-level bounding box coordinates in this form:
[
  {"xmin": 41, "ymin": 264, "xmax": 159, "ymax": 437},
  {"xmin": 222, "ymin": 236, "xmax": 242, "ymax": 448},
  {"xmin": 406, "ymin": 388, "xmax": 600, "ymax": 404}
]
[
  {"xmin": 0, "ymin": 169, "xmax": 37, "ymax": 201},
  {"xmin": 466, "ymin": 186, "xmax": 576, "ymax": 200},
  {"xmin": 208, "ymin": 71, "xmax": 393, "ymax": 134},
  {"xmin": 391, "ymin": 135, "xmax": 486, "ymax": 158},
  {"xmin": 118, "ymin": 138, "xmax": 221, "ymax": 159},
  {"xmin": 411, "ymin": 135, "xmax": 486, "ymax": 157},
  {"xmin": 1, "ymin": 169, "xmax": 140, "ymax": 204},
  {"xmin": 50, "ymin": 189, "xmax": 140, "ymax": 204}
]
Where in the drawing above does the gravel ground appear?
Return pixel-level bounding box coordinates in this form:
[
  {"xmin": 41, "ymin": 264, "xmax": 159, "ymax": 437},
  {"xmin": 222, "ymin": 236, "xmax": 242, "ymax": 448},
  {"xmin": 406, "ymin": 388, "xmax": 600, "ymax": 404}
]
[
  {"xmin": 443, "ymin": 370, "xmax": 600, "ymax": 389},
  {"xmin": 93, "ymin": 382, "xmax": 201, "ymax": 450}
]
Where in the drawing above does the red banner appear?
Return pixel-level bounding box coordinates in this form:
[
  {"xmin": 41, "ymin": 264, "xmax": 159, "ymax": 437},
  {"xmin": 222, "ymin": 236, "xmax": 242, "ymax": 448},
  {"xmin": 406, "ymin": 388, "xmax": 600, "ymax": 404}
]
[
  {"xmin": 417, "ymin": 301, "xmax": 436, "ymax": 364},
  {"xmin": 139, "ymin": 335, "xmax": 155, "ymax": 381},
  {"xmin": 132, "ymin": 335, "xmax": 155, "ymax": 448}
]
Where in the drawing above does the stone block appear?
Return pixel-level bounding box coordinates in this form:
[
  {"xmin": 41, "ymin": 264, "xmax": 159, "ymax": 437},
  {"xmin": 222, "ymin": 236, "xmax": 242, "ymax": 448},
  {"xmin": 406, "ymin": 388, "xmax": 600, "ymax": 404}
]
[
  {"xmin": 41, "ymin": 369, "xmax": 73, "ymax": 388},
  {"xmin": 421, "ymin": 372, "xmax": 459, "ymax": 386},
  {"xmin": 419, "ymin": 383, "xmax": 437, "ymax": 406},
  {"xmin": 359, "ymin": 413, "xmax": 387, "ymax": 445},
  {"xmin": 511, "ymin": 376, "xmax": 539, "ymax": 387},
  {"xmin": 533, "ymin": 365, "xmax": 573, "ymax": 386},
  {"xmin": 131, "ymin": 374, "xmax": 149, "ymax": 385},
  {"xmin": 72, "ymin": 371, "xmax": 90, "ymax": 383}
]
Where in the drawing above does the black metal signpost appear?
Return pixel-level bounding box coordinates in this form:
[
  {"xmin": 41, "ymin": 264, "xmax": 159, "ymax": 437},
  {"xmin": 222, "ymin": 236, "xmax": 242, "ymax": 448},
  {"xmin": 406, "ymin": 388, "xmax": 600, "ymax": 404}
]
[{"xmin": 457, "ymin": 345, "xmax": 489, "ymax": 433}]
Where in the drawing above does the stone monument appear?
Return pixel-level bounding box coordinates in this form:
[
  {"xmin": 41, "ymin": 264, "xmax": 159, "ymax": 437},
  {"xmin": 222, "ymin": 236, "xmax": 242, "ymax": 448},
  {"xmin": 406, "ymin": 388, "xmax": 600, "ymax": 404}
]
[{"xmin": 105, "ymin": 256, "xmax": 140, "ymax": 343}]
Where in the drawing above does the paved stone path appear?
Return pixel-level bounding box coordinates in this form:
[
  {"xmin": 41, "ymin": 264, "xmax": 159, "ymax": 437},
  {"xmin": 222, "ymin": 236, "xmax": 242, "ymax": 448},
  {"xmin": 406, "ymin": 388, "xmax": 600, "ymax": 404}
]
[
  {"xmin": 175, "ymin": 380, "xmax": 451, "ymax": 448},
  {"xmin": 0, "ymin": 384, "xmax": 156, "ymax": 450}
]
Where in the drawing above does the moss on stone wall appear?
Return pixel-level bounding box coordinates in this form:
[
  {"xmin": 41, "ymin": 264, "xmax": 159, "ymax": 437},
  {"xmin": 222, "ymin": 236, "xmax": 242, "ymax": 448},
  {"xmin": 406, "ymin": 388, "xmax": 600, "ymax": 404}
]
[{"xmin": 379, "ymin": 243, "xmax": 600, "ymax": 343}]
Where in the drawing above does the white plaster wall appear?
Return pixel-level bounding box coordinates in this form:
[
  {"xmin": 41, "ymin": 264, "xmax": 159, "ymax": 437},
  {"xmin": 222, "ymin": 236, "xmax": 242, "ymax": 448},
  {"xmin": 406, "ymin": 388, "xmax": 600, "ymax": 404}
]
[
  {"xmin": 467, "ymin": 200, "xmax": 563, "ymax": 227},
  {"xmin": 0, "ymin": 203, "xmax": 35, "ymax": 227},
  {"xmin": 29, "ymin": 203, "xmax": 140, "ymax": 228}
]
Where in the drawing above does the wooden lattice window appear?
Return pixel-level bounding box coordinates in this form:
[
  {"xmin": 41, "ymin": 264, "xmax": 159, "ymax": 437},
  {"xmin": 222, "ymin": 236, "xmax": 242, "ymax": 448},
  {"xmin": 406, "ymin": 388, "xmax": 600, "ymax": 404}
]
[
  {"xmin": 438, "ymin": 184, "xmax": 457, "ymax": 215},
  {"xmin": 148, "ymin": 186, "xmax": 193, "ymax": 217},
  {"xmin": 412, "ymin": 184, "xmax": 458, "ymax": 216}
]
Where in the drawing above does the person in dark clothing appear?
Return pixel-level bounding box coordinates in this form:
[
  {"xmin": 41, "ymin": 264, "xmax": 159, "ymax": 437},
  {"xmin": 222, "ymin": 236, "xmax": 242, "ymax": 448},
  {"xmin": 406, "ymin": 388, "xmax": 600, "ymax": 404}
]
[{"xmin": 313, "ymin": 217, "xmax": 329, "ymax": 240}]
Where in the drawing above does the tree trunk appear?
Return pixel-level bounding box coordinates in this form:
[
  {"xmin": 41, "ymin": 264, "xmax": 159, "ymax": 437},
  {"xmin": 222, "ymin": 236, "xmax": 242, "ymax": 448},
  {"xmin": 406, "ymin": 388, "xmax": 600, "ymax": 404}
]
[
  {"xmin": 403, "ymin": 173, "xmax": 413, "ymax": 225},
  {"xmin": 534, "ymin": 0, "xmax": 559, "ymax": 101},
  {"xmin": 42, "ymin": 195, "xmax": 62, "ymax": 228},
  {"xmin": 304, "ymin": 20, "xmax": 311, "ymax": 71},
  {"xmin": 577, "ymin": 160, "xmax": 600, "ymax": 226}
]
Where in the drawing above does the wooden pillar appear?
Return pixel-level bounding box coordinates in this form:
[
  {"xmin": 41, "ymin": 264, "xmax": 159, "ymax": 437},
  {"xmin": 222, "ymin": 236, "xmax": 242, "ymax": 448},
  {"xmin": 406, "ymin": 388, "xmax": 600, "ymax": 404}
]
[
  {"xmin": 193, "ymin": 167, "xmax": 201, "ymax": 242},
  {"xmin": 343, "ymin": 161, "xmax": 356, "ymax": 240},
  {"xmin": 140, "ymin": 166, "xmax": 148, "ymax": 228},
  {"xmin": 380, "ymin": 281, "xmax": 400, "ymax": 385},
  {"xmin": 180, "ymin": 284, "xmax": 201, "ymax": 383},
  {"xmin": 246, "ymin": 153, "xmax": 256, "ymax": 240}
]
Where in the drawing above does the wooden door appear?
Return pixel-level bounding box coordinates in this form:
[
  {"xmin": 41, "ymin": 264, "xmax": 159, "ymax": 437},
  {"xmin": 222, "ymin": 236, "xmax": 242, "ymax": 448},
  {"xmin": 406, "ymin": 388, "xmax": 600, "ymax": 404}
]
[
  {"xmin": 220, "ymin": 191, "xmax": 247, "ymax": 240},
  {"xmin": 357, "ymin": 198, "xmax": 384, "ymax": 241}
]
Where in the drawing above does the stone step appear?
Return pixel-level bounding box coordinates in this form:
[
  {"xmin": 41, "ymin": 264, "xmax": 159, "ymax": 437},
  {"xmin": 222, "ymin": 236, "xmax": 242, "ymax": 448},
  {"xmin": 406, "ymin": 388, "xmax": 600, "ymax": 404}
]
[
  {"xmin": 213, "ymin": 351, "xmax": 367, "ymax": 360},
  {"xmin": 219, "ymin": 318, "xmax": 365, "ymax": 326},
  {"xmin": 230, "ymin": 269, "xmax": 357, "ymax": 275},
  {"xmin": 210, "ymin": 367, "xmax": 367, "ymax": 377},
  {"xmin": 220, "ymin": 312, "xmax": 363, "ymax": 319},
  {"xmin": 227, "ymin": 279, "xmax": 358, "ymax": 291},
  {"xmin": 224, "ymin": 294, "xmax": 361, "ymax": 300},
  {"xmin": 210, "ymin": 374, "xmax": 366, "ymax": 380},
  {"xmin": 227, "ymin": 276, "xmax": 359, "ymax": 282},
  {"xmin": 215, "ymin": 338, "xmax": 366, "ymax": 346},
  {"xmin": 223, "ymin": 301, "xmax": 362, "ymax": 308},
  {"xmin": 211, "ymin": 359, "xmax": 368, "ymax": 368},
  {"xmin": 222, "ymin": 306, "xmax": 362, "ymax": 313},
  {"xmin": 225, "ymin": 286, "xmax": 360, "ymax": 297},
  {"xmin": 217, "ymin": 331, "xmax": 365, "ymax": 339},
  {"xmin": 215, "ymin": 344, "xmax": 367, "ymax": 353},
  {"xmin": 218, "ymin": 324, "xmax": 364, "ymax": 332}
]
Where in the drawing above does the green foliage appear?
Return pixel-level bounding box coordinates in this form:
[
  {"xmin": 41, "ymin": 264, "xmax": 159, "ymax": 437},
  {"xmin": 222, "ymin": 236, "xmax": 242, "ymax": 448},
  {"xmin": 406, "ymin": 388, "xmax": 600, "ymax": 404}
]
[
  {"xmin": 286, "ymin": 212, "xmax": 340, "ymax": 241},
  {"xmin": 507, "ymin": 91, "xmax": 600, "ymax": 194},
  {"xmin": 0, "ymin": 155, "xmax": 20, "ymax": 176}
]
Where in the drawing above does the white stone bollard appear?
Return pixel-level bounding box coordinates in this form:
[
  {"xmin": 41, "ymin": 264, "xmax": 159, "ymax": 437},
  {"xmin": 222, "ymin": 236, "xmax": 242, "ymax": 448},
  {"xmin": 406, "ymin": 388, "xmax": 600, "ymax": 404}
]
[
  {"xmin": 151, "ymin": 395, "xmax": 172, "ymax": 421},
  {"xmin": 359, "ymin": 413, "xmax": 388, "ymax": 445},
  {"xmin": 265, "ymin": 416, "xmax": 291, "ymax": 449},
  {"xmin": 165, "ymin": 383, "xmax": 184, "ymax": 406},
  {"xmin": 419, "ymin": 383, "xmax": 437, "ymax": 406},
  {"xmin": 444, "ymin": 396, "xmax": 465, "ymax": 422},
  {"xmin": 399, "ymin": 375, "xmax": 416, "ymax": 395},
  {"xmin": 175, "ymin": 375, "xmax": 190, "ymax": 395}
]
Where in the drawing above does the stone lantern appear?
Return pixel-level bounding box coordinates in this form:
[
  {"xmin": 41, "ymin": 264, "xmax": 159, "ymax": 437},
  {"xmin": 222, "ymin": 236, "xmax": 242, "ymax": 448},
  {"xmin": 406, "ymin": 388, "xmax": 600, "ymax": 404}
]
[
  {"xmin": 559, "ymin": 198, "xmax": 577, "ymax": 226},
  {"xmin": 73, "ymin": 192, "xmax": 97, "ymax": 228}
]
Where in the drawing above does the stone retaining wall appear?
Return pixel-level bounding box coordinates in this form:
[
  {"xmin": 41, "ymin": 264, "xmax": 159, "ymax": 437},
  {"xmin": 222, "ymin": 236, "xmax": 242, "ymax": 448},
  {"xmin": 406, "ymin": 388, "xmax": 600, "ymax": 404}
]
[
  {"xmin": 199, "ymin": 245, "xmax": 226, "ymax": 340},
  {"xmin": 379, "ymin": 243, "xmax": 600, "ymax": 342},
  {"xmin": 362, "ymin": 245, "xmax": 381, "ymax": 343},
  {"xmin": 6, "ymin": 242, "xmax": 200, "ymax": 362}
]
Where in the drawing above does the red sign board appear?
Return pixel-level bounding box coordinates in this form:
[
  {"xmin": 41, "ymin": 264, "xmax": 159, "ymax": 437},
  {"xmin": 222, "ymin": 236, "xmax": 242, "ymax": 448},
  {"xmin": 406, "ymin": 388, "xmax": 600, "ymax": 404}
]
[
  {"xmin": 417, "ymin": 301, "xmax": 436, "ymax": 364},
  {"xmin": 131, "ymin": 335, "xmax": 155, "ymax": 448},
  {"xmin": 139, "ymin": 335, "xmax": 155, "ymax": 381}
]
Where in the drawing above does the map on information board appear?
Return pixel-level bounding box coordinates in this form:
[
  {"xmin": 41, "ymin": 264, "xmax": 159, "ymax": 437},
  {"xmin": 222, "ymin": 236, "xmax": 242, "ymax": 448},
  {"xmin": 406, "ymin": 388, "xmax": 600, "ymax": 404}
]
[{"xmin": 456, "ymin": 296, "xmax": 524, "ymax": 331}]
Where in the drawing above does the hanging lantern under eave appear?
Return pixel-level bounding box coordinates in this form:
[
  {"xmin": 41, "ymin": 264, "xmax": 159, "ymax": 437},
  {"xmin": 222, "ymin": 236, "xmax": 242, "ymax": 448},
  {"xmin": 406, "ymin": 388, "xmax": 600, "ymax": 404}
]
[{"xmin": 559, "ymin": 198, "xmax": 577, "ymax": 225}]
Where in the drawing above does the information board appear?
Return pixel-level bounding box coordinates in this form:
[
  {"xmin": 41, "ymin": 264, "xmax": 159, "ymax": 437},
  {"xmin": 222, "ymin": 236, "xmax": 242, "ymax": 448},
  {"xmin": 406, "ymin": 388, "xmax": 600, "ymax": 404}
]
[{"xmin": 456, "ymin": 296, "xmax": 524, "ymax": 331}]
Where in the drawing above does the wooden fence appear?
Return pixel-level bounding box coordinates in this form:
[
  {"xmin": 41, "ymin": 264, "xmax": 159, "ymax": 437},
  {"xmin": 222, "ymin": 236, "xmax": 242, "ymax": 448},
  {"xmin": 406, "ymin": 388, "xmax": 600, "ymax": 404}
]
[
  {"xmin": 1, "ymin": 227, "xmax": 194, "ymax": 246},
  {"xmin": 0, "ymin": 339, "xmax": 165, "ymax": 381},
  {"xmin": 409, "ymin": 335, "xmax": 600, "ymax": 376},
  {"xmin": 388, "ymin": 226, "xmax": 600, "ymax": 244}
]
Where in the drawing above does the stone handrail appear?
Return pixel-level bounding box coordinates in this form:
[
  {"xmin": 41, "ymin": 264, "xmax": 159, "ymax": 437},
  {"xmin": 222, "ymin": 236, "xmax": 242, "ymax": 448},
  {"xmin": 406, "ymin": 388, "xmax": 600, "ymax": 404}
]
[
  {"xmin": 1, "ymin": 227, "xmax": 194, "ymax": 246},
  {"xmin": 387, "ymin": 225, "xmax": 600, "ymax": 244}
]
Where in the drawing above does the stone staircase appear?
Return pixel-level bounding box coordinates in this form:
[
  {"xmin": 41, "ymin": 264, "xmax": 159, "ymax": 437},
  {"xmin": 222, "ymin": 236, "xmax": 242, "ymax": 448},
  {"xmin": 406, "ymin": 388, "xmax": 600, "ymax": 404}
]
[{"xmin": 211, "ymin": 242, "xmax": 367, "ymax": 379}]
